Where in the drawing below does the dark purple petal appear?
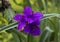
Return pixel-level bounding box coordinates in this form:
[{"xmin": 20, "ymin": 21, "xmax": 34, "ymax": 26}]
[
  {"xmin": 33, "ymin": 12, "xmax": 43, "ymax": 20},
  {"xmin": 30, "ymin": 25, "xmax": 40, "ymax": 36},
  {"xmin": 17, "ymin": 22, "xmax": 26, "ymax": 30},
  {"xmin": 24, "ymin": 25, "xmax": 30, "ymax": 33},
  {"xmin": 33, "ymin": 20, "xmax": 40, "ymax": 25},
  {"xmin": 13, "ymin": 14, "xmax": 23, "ymax": 22},
  {"xmin": 24, "ymin": 6, "xmax": 33, "ymax": 16},
  {"xmin": 24, "ymin": 24, "xmax": 40, "ymax": 36}
]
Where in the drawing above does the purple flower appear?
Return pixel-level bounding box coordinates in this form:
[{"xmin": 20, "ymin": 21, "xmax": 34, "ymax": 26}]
[{"xmin": 13, "ymin": 6, "xmax": 43, "ymax": 36}]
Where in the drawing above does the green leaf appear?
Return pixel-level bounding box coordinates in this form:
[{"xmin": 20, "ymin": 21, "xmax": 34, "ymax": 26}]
[
  {"xmin": 47, "ymin": 18, "xmax": 58, "ymax": 42},
  {"xmin": 11, "ymin": 29, "xmax": 27, "ymax": 42},
  {"xmin": 39, "ymin": 27, "xmax": 53, "ymax": 42},
  {"xmin": 0, "ymin": 22, "xmax": 17, "ymax": 33},
  {"xmin": 5, "ymin": 7, "xmax": 15, "ymax": 21},
  {"xmin": 41, "ymin": 0, "xmax": 48, "ymax": 13},
  {"xmin": 12, "ymin": 32, "xmax": 20, "ymax": 42},
  {"xmin": 37, "ymin": 0, "xmax": 44, "ymax": 11},
  {"xmin": 13, "ymin": 0, "xmax": 23, "ymax": 6},
  {"xmin": 0, "ymin": 24, "xmax": 5, "ymax": 28},
  {"xmin": 23, "ymin": 0, "xmax": 31, "ymax": 7},
  {"xmin": 41, "ymin": 14, "xmax": 60, "ymax": 21}
]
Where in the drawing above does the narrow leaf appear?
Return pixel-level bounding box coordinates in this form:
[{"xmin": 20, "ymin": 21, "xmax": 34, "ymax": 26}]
[
  {"xmin": 0, "ymin": 22, "xmax": 17, "ymax": 33},
  {"xmin": 39, "ymin": 27, "xmax": 53, "ymax": 42}
]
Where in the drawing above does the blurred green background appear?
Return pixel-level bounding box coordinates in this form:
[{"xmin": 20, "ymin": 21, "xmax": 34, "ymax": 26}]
[{"xmin": 0, "ymin": 0, "xmax": 60, "ymax": 42}]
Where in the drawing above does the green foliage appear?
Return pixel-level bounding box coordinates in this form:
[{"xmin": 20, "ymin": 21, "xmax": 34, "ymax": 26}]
[{"xmin": 0, "ymin": 0, "xmax": 60, "ymax": 42}]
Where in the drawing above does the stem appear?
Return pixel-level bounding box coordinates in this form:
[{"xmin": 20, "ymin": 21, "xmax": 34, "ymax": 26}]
[{"xmin": 27, "ymin": 34, "xmax": 34, "ymax": 42}]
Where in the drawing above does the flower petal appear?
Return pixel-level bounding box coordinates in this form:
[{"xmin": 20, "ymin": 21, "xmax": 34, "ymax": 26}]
[
  {"xmin": 33, "ymin": 20, "xmax": 40, "ymax": 25},
  {"xmin": 13, "ymin": 14, "xmax": 23, "ymax": 22},
  {"xmin": 26, "ymin": 18, "xmax": 34, "ymax": 23},
  {"xmin": 24, "ymin": 6, "xmax": 33, "ymax": 16},
  {"xmin": 24, "ymin": 24, "xmax": 40, "ymax": 36},
  {"xmin": 33, "ymin": 12, "xmax": 43, "ymax": 20},
  {"xmin": 17, "ymin": 22, "xmax": 26, "ymax": 30},
  {"xmin": 30, "ymin": 25, "xmax": 40, "ymax": 36},
  {"xmin": 24, "ymin": 25, "xmax": 31, "ymax": 33},
  {"xmin": 25, "ymin": 15, "xmax": 34, "ymax": 23}
]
